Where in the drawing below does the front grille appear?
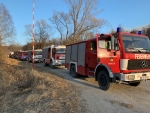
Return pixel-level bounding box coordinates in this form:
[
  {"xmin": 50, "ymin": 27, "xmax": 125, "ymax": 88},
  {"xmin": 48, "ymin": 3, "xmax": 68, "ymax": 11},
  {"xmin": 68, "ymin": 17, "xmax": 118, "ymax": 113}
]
[{"xmin": 127, "ymin": 60, "xmax": 150, "ymax": 70}]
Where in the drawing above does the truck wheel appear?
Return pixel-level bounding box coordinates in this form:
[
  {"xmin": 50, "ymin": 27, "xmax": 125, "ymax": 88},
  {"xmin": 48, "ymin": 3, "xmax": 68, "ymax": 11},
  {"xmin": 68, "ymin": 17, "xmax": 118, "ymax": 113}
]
[
  {"xmin": 44, "ymin": 63, "xmax": 47, "ymax": 66},
  {"xmin": 70, "ymin": 65, "xmax": 78, "ymax": 78},
  {"xmin": 44, "ymin": 60, "xmax": 47, "ymax": 66},
  {"xmin": 98, "ymin": 71, "xmax": 112, "ymax": 91},
  {"xmin": 129, "ymin": 81, "xmax": 140, "ymax": 86},
  {"xmin": 50, "ymin": 61, "xmax": 55, "ymax": 69}
]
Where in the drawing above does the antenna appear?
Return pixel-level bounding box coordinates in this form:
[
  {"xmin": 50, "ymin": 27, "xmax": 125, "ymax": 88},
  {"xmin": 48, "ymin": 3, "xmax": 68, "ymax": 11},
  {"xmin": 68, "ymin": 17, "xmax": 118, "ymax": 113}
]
[{"xmin": 32, "ymin": 0, "xmax": 35, "ymax": 69}]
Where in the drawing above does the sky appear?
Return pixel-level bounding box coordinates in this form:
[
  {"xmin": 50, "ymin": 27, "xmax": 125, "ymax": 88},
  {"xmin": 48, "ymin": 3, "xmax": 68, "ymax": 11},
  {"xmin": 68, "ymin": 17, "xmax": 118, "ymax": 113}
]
[{"xmin": 0, "ymin": 0, "xmax": 150, "ymax": 45}]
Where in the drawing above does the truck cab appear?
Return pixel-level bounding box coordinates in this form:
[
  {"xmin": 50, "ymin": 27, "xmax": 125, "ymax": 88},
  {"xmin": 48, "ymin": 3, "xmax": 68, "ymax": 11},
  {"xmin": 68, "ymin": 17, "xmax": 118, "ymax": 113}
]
[
  {"xmin": 28, "ymin": 49, "xmax": 42, "ymax": 62},
  {"xmin": 42, "ymin": 45, "xmax": 66, "ymax": 69},
  {"xmin": 95, "ymin": 28, "xmax": 150, "ymax": 90},
  {"xmin": 18, "ymin": 51, "xmax": 28, "ymax": 60}
]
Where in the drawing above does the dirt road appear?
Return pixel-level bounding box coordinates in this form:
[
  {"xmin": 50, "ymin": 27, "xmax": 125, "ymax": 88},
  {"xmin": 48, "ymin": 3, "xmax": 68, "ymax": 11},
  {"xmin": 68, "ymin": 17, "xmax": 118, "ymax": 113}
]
[
  {"xmin": 4, "ymin": 58, "xmax": 150, "ymax": 113},
  {"xmin": 36, "ymin": 63, "xmax": 150, "ymax": 113}
]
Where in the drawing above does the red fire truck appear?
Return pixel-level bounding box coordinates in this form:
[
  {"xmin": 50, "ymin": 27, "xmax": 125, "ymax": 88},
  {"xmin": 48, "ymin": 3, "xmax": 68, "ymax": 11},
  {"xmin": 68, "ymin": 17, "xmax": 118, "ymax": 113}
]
[
  {"xmin": 42, "ymin": 45, "xmax": 66, "ymax": 69},
  {"xmin": 65, "ymin": 27, "xmax": 150, "ymax": 90},
  {"xmin": 14, "ymin": 50, "xmax": 21, "ymax": 59},
  {"xmin": 28, "ymin": 49, "xmax": 42, "ymax": 62},
  {"xmin": 18, "ymin": 51, "xmax": 28, "ymax": 60}
]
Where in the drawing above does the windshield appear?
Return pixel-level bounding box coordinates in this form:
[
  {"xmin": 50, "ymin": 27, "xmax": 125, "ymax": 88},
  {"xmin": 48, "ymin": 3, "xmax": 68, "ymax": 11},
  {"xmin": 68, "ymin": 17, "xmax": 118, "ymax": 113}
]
[
  {"xmin": 34, "ymin": 51, "xmax": 42, "ymax": 55},
  {"xmin": 122, "ymin": 35, "xmax": 150, "ymax": 53},
  {"xmin": 56, "ymin": 48, "xmax": 66, "ymax": 53}
]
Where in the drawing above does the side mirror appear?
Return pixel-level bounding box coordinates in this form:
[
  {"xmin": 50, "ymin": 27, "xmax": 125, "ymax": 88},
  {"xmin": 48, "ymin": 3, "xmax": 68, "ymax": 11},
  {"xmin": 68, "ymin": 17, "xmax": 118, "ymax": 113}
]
[
  {"xmin": 111, "ymin": 36, "xmax": 115, "ymax": 50},
  {"xmin": 111, "ymin": 36, "xmax": 119, "ymax": 50},
  {"xmin": 52, "ymin": 48, "xmax": 56, "ymax": 54},
  {"xmin": 114, "ymin": 39, "xmax": 119, "ymax": 50}
]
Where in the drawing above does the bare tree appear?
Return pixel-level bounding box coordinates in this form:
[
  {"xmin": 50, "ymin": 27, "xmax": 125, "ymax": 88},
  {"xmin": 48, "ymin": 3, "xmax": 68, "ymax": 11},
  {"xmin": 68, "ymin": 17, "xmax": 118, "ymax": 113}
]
[
  {"xmin": 129, "ymin": 25, "xmax": 150, "ymax": 39},
  {"xmin": 22, "ymin": 42, "xmax": 32, "ymax": 51},
  {"xmin": 50, "ymin": 0, "xmax": 106, "ymax": 44},
  {"xmin": 8, "ymin": 43, "xmax": 22, "ymax": 51},
  {"xmin": 0, "ymin": 3, "xmax": 16, "ymax": 59},
  {"xmin": 0, "ymin": 3, "xmax": 16, "ymax": 46},
  {"xmin": 130, "ymin": 29, "xmax": 138, "ymax": 34},
  {"xmin": 50, "ymin": 11, "xmax": 70, "ymax": 42},
  {"xmin": 24, "ymin": 24, "xmax": 32, "ymax": 37},
  {"xmin": 24, "ymin": 19, "xmax": 53, "ymax": 49}
]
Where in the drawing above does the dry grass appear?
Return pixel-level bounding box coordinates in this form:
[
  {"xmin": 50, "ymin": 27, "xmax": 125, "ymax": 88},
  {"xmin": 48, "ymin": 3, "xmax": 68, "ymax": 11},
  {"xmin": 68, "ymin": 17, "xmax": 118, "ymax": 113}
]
[
  {"xmin": 0, "ymin": 61, "xmax": 86, "ymax": 113},
  {"xmin": 0, "ymin": 47, "xmax": 7, "ymax": 63}
]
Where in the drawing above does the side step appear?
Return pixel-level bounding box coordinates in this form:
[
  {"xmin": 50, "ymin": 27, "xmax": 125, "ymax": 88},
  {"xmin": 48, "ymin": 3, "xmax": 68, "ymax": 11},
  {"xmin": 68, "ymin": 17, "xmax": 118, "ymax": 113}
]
[{"xmin": 88, "ymin": 70, "xmax": 95, "ymax": 77}]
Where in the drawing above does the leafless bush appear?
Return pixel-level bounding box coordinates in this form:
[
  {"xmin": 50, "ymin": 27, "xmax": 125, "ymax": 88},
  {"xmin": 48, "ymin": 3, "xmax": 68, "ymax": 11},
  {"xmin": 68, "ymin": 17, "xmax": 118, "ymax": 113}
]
[
  {"xmin": 13, "ymin": 68, "xmax": 35, "ymax": 91},
  {"xmin": 0, "ymin": 62, "xmax": 86, "ymax": 113}
]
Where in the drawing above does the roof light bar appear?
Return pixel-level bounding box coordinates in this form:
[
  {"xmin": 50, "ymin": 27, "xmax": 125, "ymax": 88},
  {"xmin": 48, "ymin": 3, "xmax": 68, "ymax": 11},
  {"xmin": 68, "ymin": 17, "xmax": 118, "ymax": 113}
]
[
  {"xmin": 138, "ymin": 31, "xmax": 142, "ymax": 35},
  {"xmin": 117, "ymin": 27, "xmax": 121, "ymax": 32}
]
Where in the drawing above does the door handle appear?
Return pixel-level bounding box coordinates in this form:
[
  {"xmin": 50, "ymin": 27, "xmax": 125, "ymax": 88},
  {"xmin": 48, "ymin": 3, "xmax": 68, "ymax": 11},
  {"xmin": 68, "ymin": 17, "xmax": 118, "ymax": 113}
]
[{"xmin": 114, "ymin": 52, "xmax": 116, "ymax": 56}]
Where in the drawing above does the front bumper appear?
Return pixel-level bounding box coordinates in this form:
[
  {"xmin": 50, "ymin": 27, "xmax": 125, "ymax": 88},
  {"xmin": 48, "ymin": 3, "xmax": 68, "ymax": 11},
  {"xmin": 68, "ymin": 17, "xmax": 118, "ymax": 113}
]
[
  {"xmin": 55, "ymin": 60, "xmax": 65, "ymax": 66},
  {"xmin": 21, "ymin": 57, "xmax": 28, "ymax": 60},
  {"xmin": 34, "ymin": 58, "xmax": 41, "ymax": 62},
  {"xmin": 120, "ymin": 72, "xmax": 150, "ymax": 81}
]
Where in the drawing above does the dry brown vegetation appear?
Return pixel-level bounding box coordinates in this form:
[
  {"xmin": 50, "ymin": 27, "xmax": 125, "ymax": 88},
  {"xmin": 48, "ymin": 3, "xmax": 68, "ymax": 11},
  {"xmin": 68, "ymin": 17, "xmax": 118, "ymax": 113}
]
[
  {"xmin": 0, "ymin": 46, "xmax": 9, "ymax": 62},
  {"xmin": 0, "ymin": 58, "xmax": 86, "ymax": 113}
]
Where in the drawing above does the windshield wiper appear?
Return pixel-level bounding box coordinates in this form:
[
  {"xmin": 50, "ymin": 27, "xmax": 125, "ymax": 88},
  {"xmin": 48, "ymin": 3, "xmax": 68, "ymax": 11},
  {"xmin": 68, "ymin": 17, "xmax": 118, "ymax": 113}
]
[
  {"xmin": 136, "ymin": 49, "xmax": 141, "ymax": 53},
  {"xmin": 140, "ymin": 48, "xmax": 150, "ymax": 51},
  {"xmin": 139, "ymin": 48, "xmax": 150, "ymax": 53},
  {"xmin": 127, "ymin": 48, "xmax": 141, "ymax": 53}
]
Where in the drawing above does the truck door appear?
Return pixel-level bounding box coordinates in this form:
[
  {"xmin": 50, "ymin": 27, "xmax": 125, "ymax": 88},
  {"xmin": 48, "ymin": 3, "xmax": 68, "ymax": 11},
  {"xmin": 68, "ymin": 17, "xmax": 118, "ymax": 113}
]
[
  {"xmin": 87, "ymin": 40, "xmax": 97, "ymax": 69},
  {"xmin": 96, "ymin": 34, "xmax": 120, "ymax": 73}
]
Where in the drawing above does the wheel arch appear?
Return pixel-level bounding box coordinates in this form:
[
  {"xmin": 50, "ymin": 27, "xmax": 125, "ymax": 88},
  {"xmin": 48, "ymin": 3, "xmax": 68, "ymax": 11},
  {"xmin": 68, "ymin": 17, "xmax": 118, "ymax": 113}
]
[
  {"xmin": 50, "ymin": 59, "xmax": 52, "ymax": 62},
  {"xmin": 94, "ymin": 64, "xmax": 114, "ymax": 81},
  {"xmin": 43, "ymin": 58, "xmax": 45, "ymax": 62},
  {"xmin": 69, "ymin": 62, "xmax": 77, "ymax": 73}
]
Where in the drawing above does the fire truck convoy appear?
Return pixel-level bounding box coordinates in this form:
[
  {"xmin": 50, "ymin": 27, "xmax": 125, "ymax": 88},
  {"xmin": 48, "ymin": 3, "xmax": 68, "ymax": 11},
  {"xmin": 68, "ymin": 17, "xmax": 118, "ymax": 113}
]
[
  {"xmin": 42, "ymin": 45, "xmax": 66, "ymax": 69},
  {"xmin": 65, "ymin": 27, "xmax": 150, "ymax": 90}
]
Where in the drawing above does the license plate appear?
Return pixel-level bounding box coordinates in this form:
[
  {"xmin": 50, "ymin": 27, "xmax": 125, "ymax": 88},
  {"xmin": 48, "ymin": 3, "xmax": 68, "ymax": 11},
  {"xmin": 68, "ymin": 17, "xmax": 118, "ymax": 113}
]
[{"xmin": 140, "ymin": 76, "xmax": 149, "ymax": 80}]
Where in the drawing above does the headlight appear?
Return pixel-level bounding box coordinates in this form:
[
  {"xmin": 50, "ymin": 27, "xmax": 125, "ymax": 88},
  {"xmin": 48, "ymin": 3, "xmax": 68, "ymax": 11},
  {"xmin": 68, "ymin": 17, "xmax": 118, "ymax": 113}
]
[{"xmin": 126, "ymin": 75, "xmax": 135, "ymax": 80}]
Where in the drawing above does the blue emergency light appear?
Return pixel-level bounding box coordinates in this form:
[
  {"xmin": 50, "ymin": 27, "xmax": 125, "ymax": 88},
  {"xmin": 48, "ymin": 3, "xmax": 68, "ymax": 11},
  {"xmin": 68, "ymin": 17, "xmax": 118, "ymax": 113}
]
[
  {"xmin": 117, "ymin": 27, "xmax": 121, "ymax": 32},
  {"xmin": 138, "ymin": 31, "xmax": 142, "ymax": 35}
]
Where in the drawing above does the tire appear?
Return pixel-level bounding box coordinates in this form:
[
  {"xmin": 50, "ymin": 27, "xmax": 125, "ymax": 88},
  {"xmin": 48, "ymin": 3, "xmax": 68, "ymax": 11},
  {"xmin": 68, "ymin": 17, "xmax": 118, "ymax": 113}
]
[
  {"xmin": 44, "ymin": 60, "xmax": 47, "ymax": 66},
  {"xmin": 70, "ymin": 65, "xmax": 78, "ymax": 78},
  {"xmin": 50, "ymin": 61, "xmax": 55, "ymax": 69},
  {"xmin": 98, "ymin": 70, "xmax": 112, "ymax": 91},
  {"xmin": 44, "ymin": 62, "xmax": 47, "ymax": 66},
  {"xmin": 129, "ymin": 81, "xmax": 140, "ymax": 86}
]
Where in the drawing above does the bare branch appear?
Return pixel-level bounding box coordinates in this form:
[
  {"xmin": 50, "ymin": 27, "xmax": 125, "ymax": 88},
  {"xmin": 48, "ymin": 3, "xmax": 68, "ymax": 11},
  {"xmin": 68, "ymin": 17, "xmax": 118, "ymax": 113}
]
[
  {"xmin": 24, "ymin": 19, "xmax": 53, "ymax": 49},
  {"xmin": 50, "ymin": 0, "xmax": 107, "ymax": 44},
  {"xmin": 0, "ymin": 3, "xmax": 16, "ymax": 46}
]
